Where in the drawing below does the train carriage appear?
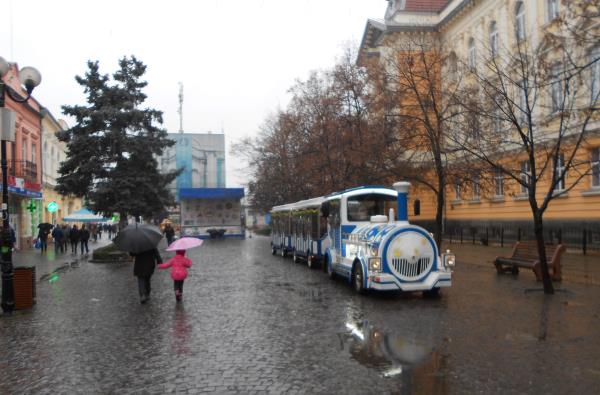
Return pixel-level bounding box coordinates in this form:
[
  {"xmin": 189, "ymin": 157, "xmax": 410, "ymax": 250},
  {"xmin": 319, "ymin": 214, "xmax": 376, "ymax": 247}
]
[{"xmin": 270, "ymin": 182, "xmax": 455, "ymax": 295}]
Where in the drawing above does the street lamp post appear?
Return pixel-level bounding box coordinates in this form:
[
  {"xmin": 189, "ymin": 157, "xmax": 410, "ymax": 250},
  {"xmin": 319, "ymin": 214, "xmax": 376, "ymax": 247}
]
[{"xmin": 0, "ymin": 56, "xmax": 41, "ymax": 314}]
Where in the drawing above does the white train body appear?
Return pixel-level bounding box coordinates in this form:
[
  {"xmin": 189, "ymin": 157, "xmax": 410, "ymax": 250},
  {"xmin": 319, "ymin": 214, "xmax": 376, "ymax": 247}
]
[{"xmin": 271, "ymin": 182, "xmax": 455, "ymax": 294}]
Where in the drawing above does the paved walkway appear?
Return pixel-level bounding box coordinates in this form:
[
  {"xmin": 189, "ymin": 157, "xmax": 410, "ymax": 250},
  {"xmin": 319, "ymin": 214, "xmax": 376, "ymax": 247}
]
[
  {"xmin": 12, "ymin": 237, "xmax": 114, "ymax": 282},
  {"xmin": 445, "ymin": 241, "xmax": 600, "ymax": 285}
]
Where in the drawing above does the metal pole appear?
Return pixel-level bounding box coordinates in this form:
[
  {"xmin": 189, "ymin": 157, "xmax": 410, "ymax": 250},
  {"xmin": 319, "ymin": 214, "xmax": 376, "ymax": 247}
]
[{"xmin": 1, "ymin": 136, "xmax": 15, "ymax": 313}]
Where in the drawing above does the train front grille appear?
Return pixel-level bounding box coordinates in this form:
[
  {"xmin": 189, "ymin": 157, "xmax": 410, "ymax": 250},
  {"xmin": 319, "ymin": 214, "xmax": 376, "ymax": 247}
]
[{"xmin": 391, "ymin": 257, "xmax": 431, "ymax": 278}]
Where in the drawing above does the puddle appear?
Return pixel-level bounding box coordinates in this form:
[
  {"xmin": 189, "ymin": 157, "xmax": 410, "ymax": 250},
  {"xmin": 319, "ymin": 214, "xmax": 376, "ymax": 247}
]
[{"xmin": 339, "ymin": 319, "xmax": 448, "ymax": 393}]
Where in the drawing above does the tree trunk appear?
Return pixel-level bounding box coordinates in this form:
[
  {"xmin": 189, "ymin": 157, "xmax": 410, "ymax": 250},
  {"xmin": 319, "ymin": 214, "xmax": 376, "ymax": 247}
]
[
  {"xmin": 119, "ymin": 212, "xmax": 128, "ymax": 231},
  {"xmin": 533, "ymin": 212, "xmax": 554, "ymax": 294},
  {"xmin": 435, "ymin": 186, "xmax": 444, "ymax": 249}
]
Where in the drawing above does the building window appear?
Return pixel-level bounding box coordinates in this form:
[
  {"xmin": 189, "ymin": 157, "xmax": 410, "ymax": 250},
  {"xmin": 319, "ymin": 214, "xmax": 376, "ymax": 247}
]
[
  {"xmin": 455, "ymin": 184, "xmax": 461, "ymax": 200},
  {"xmin": 554, "ymin": 153, "xmax": 566, "ymax": 192},
  {"xmin": 31, "ymin": 143, "xmax": 36, "ymax": 164},
  {"xmin": 21, "ymin": 140, "xmax": 27, "ymax": 162},
  {"xmin": 592, "ymin": 148, "xmax": 600, "ymax": 188},
  {"xmin": 590, "ymin": 48, "xmax": 600, "ymax": 103},
  {"xmin": 520, "ymin": 161, "xmax": 531, "ymax": 194},
  {"xmin": 413, "ymin": 199, "xmax": 421, "ymax": 216},
  {"xmin": 494, "ymin": 167, "xmax": 504, "ymax": 196},
  {"xmin": 515, "ymin": 2, "xmax": 526, "ymax": 42},
  {"xmin": 547, "ymin": 0, "xmax": 559, "ymax": 21},
  {"xmin": 472, "ymin": 175, "xmax": 481, "ymax": 200},
  {"xmin": 489, "ymin": 22, "xmax": 499, "ymax": 57},
  {"xmin": 468, "ymin": 38, "xmax": 476, "ymax": 70},
  {"xmin": 217, "ymin": 158, "xmax": 225, "ymax": 188},
  {"xmin": 551, "ymin": 66, "xmax": 563, "ymax": 112}
]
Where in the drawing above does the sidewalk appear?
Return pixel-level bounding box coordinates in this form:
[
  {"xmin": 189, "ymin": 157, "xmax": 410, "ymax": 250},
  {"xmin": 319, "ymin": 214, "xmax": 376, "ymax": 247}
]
[
  {"xmin": 447, "ymin": 241, "xmax": 600, "ymax": 285},
  {"xmin": 12, "ymin": 237, "xmax": 113, "ymax": 282}
]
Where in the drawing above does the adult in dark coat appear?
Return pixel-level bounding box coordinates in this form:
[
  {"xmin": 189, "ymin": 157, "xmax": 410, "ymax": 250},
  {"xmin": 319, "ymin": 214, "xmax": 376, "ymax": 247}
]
[
  {"xmin": 130, "ymin": 248, "xmax": 163, "ymax": 304},
  {"xmin": 79, "ymin": 225, "xmax": 90, "ymax": 255},
  {"xmin": 164, "ymin": 224, "xmax": 175, "ymax": 246},
  {"xmin": 51, "ymin": 225, "xmax": 64, "ymax": 254},
  {"xmin": 69, "ymin": 225, "xmax": 80, "ymax": 254}
]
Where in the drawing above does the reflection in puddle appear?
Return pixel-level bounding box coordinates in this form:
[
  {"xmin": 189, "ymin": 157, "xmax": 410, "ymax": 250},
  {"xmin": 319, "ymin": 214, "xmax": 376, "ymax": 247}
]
[
  {"xmin": 171, "ymin": 304, "xmax": 191, "ymax": 355},
  {"xmin": 340, "ymin": 319, "xmax": 448, "ymax": 394}
]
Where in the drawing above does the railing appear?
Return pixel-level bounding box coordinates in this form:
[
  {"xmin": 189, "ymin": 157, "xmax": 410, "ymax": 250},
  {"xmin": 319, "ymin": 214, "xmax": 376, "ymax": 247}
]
[
  {"xmin": 2, "ymin": 160, "xmax": 38, "ymax": 182},
  {"xmin": 413, "ymin": 220, "xmax": 600, "ymax": 255}
]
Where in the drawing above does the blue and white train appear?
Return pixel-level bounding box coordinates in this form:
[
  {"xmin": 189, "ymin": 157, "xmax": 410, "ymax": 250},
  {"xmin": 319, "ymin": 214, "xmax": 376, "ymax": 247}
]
[{"xmin": 270, "ymin": 182, "xmax": 455, "ymax": 295}]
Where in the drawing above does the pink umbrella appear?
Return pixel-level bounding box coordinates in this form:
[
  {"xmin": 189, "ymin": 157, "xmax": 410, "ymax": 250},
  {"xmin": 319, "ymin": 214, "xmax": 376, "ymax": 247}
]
[{"xmin": 166, "ymin": 237, "xmax": 204, "ymax": 251}]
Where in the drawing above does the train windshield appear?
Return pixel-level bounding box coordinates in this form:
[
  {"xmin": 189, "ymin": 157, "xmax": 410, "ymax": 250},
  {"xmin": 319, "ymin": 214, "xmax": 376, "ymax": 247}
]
[{"xmin": 347, "ymin": 194, "xmax": 397, "ymax": 222}]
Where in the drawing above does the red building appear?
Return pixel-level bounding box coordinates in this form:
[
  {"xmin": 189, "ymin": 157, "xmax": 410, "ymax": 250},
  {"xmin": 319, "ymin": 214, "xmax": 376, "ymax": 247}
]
[{"xmin": 0, "ymin": 63, "xmax": 43, "ymax": 249}]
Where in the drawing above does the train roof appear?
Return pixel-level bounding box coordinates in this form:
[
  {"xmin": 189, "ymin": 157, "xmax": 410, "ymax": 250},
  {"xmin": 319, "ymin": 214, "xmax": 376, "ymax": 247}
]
[
  {"xmin": 271, "ymin": 196, "xmax": 325, "ymax": 213},
  {"xmin": 325, "ymin": 186, "xmax": 397, "ymax": 199},
  {"xmin": 270, "ymin": 185, "xmax": 401, "ymax": 213}
]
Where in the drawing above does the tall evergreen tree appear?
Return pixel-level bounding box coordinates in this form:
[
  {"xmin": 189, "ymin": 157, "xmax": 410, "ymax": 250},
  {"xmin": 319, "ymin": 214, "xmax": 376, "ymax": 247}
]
[{"xmin": 56, "ymin": 56, "xmax": 179, "ymax": 227}]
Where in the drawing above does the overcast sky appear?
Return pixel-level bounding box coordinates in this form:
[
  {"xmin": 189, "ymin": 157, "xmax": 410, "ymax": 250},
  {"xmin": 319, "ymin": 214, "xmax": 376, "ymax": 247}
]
[{"xmin": 1, "ymin": 0, "xmax": 384, "ymax": 187}]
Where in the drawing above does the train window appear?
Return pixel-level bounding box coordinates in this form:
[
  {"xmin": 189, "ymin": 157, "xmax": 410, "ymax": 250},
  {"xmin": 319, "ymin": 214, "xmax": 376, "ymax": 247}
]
[
  {"xmin": 328, "ymin": 200, "xmax": 341, "ymax": 228},
  {"xmin": 347, "ymin": 194, "xmax": 397, "ymax": 222}
]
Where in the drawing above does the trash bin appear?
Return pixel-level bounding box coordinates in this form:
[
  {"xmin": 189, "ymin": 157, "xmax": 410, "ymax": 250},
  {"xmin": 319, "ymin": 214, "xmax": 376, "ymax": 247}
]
[{"xmin": 13, "ymin": 266, "xmax": 36, "ymax": 310}]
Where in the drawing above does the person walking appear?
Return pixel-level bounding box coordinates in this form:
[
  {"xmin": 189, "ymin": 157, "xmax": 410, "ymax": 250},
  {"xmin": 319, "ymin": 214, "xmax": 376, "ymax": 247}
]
[
  {"xmin": 131, "ymin": 248, "xmax": 163, "ymax": 304},
  {"xmin": 61, "ymin": 225, "xmax": 69, "ymax": 253},
  {"xmin": 69, "ymin": 225, "xmax": 80, "ymax": 254},
  {"xmin": 164, "ymin": 223, "xmax": 175, "ymax": 246},
  {"xmin": 51, "ymin": 225, "xmax": 64, "ymax": 255},
  {"xmin": 158, "ymin": 250, "xmax": 192, "ymax": 302},
  {"xmin": 91, "ymin": 224, "xmax": 98, "ymax": 243},
  {"xmin": 79, "ymin": 225, "xmax": 90, "ymax": 255},
  {"xmin": 37, "ymin": 226, "xmax": 50, "ymax": 253}
]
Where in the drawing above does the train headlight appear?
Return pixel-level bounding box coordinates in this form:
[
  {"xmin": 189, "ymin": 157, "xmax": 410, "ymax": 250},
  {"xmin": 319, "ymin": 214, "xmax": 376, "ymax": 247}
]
[
  {"xmin": 369, "ymin": 243, "xmax": 378, "ymax": 256},
  {"xmin": 443, "ymin": 251, "xmax": 456, "ymax": 268},
  {"xmin": 369, "ymin": 257, "xmax": 382, "ymax": 272}
]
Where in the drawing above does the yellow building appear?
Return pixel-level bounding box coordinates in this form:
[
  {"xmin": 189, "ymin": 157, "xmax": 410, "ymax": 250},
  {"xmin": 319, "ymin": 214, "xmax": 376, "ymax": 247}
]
[
  {"xmin": 360, "ymin": 0, "xmax": 600, "ymax": 250},
  {"xmin": 41, "ymin": 109, "xmax": 82, "ymax": 226}
]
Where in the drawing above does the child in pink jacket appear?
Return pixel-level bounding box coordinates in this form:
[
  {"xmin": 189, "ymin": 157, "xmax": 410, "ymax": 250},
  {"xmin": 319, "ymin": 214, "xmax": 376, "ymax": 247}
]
[{"xmin": 158, "ymin": 250, "xmax": 192, "ymax": 301}]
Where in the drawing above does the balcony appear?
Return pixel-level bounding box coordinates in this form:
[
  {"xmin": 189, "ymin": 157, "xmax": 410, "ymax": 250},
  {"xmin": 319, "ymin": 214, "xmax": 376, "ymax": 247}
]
[{"xmin": 3, "ymin": 160, "xmax": 38, "ymax": 182}]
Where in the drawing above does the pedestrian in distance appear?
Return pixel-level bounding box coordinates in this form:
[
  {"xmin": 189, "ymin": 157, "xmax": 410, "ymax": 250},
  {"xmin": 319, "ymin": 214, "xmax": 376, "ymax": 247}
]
[
  {"xmin": 51, "ymin": 225, "xmax": 64, "ymax": 255},
  {"xmin": 37, "ymin": 226, "xmax": 50, "ymax": 253},
  {"xmin": 97, "ymin": 225, "xmax": 102, "ymax": 240},
  {"xmin": 164, "ymin": 223, "xmax": 175, "ymax": 246},
  {"xmin": 130, "ymin": 248, "xmax": 163, "ymax": 304},
  {"xmin": 158, "ymin": 250, "xmax": 192, "ymax": 302},
  {"xmin": 79, "ymin": 225, "xmax": 90, "ymax": 255},
  {"xmin": 91, "ymin": 224, "xmax": 98, "ymax": 243},
  {"xmin": 69, "ymin": 225, "xmax": 79, "ymax": 254},
  {"xmin": 61, "ymin": 225, "xmax": 69, "ymax": 253}
]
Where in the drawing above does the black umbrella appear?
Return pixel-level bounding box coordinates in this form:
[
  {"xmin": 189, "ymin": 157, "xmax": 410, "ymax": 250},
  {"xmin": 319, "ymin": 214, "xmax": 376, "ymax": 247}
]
[
  {"xmin": 38, "ymin": 223, "xmax": 53, "ymax": 231},
  {"xmin": 113, "ymin": 224, "xmax": 163, "ymax": 254}
]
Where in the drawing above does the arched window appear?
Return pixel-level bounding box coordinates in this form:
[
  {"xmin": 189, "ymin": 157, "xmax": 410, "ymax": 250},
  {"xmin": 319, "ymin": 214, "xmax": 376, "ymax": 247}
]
[
  {"xmin": 468, "ymin": 38, "xmax": 476, "ymax": 69},
  {"xmin": 413, "ymin": 200, "xmax": 421, "ymax": 216},
  {"xmin": 547, "ymin": 0, "xmax": 559, "ymax": 21},
  {"xmin": 489, "ymin": 22, "xmax": 498, "ymax": 57},
  {"xmin": 515, "ymin": 2, "xmax": 526, "ymax": 42}
]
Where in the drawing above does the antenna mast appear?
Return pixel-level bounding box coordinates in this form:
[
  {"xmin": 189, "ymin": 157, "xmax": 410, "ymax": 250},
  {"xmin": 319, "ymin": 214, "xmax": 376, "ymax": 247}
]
[{"xmin": 178, "ymin": 82, "xmax": 184, "ymax": 133}]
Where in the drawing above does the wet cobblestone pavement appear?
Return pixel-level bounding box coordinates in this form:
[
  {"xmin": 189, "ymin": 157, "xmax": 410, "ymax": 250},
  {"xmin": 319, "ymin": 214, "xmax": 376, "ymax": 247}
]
[{"xmin": 1, "ymin": 235, "xmax": 600, "ymax": 394}]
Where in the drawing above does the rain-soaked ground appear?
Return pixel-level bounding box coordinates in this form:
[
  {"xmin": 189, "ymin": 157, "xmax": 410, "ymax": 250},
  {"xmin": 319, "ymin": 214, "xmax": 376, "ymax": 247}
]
[{"xmin": 0, "ymin": 235, "xmax": 599, "ymax": 394}]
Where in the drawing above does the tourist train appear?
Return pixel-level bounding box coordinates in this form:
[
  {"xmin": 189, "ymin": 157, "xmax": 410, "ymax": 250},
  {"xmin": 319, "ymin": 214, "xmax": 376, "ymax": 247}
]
[{"xmin": 270, "ymin": 182, "xmax": 455, "ymax": 295}]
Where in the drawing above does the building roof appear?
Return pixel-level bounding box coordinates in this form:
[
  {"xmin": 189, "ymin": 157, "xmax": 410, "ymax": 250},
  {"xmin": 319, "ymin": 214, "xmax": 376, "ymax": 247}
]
[
  {"xmin": 179, "ymin": 188, "xmax": 244, "ymax": 200},
  {"xmin": 403, "ymin": 0, "xmax": 449, "ymax": 13}
]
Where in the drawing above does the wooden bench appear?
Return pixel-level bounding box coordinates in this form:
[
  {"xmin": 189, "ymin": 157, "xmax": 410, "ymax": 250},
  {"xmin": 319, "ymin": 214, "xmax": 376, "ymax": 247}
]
[{"xmin": 494, "ymin": 240, "xmax": 566, "ymax": 281}]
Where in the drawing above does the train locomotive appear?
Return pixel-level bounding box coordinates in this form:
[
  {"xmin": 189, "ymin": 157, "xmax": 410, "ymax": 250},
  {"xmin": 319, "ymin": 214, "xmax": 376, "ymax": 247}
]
[{"xmin": 270, "ymin": 182, "xmax": 455, "ymax": 295}]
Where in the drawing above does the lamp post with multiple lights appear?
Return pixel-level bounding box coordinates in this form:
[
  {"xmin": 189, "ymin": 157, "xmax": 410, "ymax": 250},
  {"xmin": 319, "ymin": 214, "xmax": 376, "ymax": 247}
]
[{"xmin": 0, "ymin": 56, "xmax": 41, "ymax": 313}]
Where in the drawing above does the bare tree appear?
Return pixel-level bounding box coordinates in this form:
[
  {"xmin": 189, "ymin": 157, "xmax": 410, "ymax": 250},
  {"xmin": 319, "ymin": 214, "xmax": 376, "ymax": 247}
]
[
  {"xmin": 376, "ymin": 37, "xmax": 466, "ymax": 247},
  {"xmin": 450, "ymin": 13, "xmax": 599, "ymax": 294}
]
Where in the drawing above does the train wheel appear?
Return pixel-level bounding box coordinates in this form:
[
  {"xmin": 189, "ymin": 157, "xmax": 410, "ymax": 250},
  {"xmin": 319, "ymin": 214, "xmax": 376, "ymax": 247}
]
[
  {"xmin": 271, "ymin": 246, "xmax": 277, "ymax": 255},
  {"xmin": 293, "ymin": 251, "xmax": 299, "ymax": 263},
  {"xmin": 352, "ymin": 265, "xmax": 365, "ymax": 294},
  {"xmin": 307, "ymin": 254, "xmax": 316, "ymax": 269},
  {"xmin": 280, "ymin": 248, "xmax": 286, "ymax": 258}
]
